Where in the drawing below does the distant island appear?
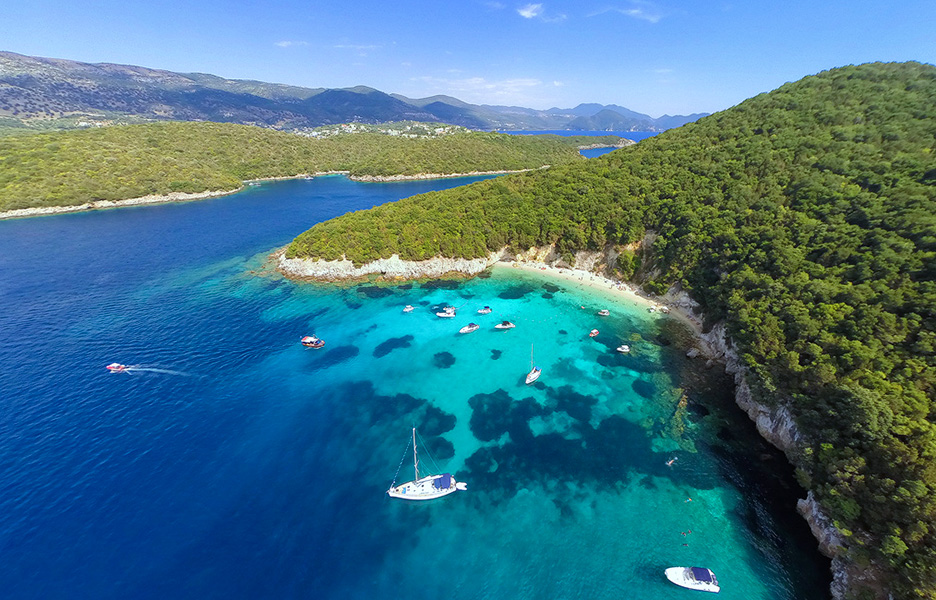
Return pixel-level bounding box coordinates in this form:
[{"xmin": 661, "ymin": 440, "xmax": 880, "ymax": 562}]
[
  {"xmin": 281, "ymin": 62, "xmax": 936, "ymax": 600},
  {"xmin": 0, "ymin": 50, "xmax": 705, "ymax": 136},
  {"xmin": 0, "ymin": 120, "xmax": 629, "ymax": 216}
]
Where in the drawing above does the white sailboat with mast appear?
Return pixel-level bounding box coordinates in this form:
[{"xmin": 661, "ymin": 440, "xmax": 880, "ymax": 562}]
[
  {"xmin": 387, "ymin": 428, "xmax": 467, "ymax": 501},
  {"xmin": 525, "ymin": 343, "xmax": 541, "ymax": 384}
]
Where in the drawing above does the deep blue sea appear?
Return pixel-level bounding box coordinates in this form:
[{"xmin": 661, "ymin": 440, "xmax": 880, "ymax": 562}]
[{"xmin": 0, "ymin": 175, "xmax": 829, "ymax": 599}]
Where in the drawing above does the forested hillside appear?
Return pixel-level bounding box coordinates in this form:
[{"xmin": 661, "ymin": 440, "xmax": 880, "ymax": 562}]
[
  {"xmin": 287, "ymin": 62, "xmax": 936, "ymax": 598},
  {"xmin": 0, "ymin": 122, "xmax": 616, "ymax": 211}
]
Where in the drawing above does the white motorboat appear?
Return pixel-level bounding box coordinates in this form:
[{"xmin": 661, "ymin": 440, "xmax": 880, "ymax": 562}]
[
  {"xmin": 664, "ymin": 567, "xmax": 720, "ymax": 593},
  {"xmin": 589, "ymin": 329, "xmax": 600, "ymax": 338},
  {"xmin": 459, "ymin": 323, "xmax": 480, "ymax": 334},
  {"xmin": 106, "ymin": 363, "xmax": 129, "ymax": 373},
  {"xmin": 403, "ymin": 305, "xmax": 415, "ymax": 313},
  {"xmin": 436, "ymin": 306, "xmax": 456, "ymax": 318},
  {"xmin": 494, "ymin": 321, "xmax": 515, "ymax": 329},
  {"xmin": 387, "ymin": 428, "xmax": 467, "ymax": 501},
  {"xmin": 477, "ymin": 306, "xmax": 493, "ymax": 314},
  {"xmin": 525, "ymin": 343, "xmax": 541, "ymax": 384},
  {"xmin": 598, "ymin": 309, "xmax": 610, "ymax": 316},
  {"xmin": 616, "ymin": 344, "xmax": 630, "ymax": 353}
]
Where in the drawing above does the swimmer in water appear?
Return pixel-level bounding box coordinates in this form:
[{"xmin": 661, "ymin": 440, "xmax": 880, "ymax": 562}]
[{"xmin": 666, "ymin": 457, "xmax": 678, "ymax": 467}]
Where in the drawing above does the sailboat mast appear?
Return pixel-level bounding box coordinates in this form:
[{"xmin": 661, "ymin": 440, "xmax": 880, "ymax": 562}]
[{"xmin": 412, "ymin": 427, "xmax": 419, "ymax": 481}]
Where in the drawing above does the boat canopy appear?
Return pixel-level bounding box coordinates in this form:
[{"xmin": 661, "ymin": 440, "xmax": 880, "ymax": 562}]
[
  {"xmin": 434, "ymin": 473, "xmax": 452, "ymax": 489},
  {"xmin": 690, "ymin": 567, "xmax": 714, "ymax": 583}
]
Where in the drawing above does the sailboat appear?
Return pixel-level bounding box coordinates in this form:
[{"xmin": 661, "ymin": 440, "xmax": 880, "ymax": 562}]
[
  {"xmin": 387, "ymin": 428, "xmax": 467, "ymax": 501},
  {"xmin": 525, "ymin": 343, "xmax": 541, "ymax": 384}
]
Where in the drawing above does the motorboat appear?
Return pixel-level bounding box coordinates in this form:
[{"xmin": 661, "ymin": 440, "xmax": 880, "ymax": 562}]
[
  {"xmin": 459, "ymin": 323, "xmax": 480, "ymax": 334},
  {"xmin": 436, "ymin": 306, "xmax": 456, "ymax": 318},
  {"xmin": 387, "ymin": 428, "xmax": 467, "ymax": 501},
  {"xmin": 301, "ymin": 335, "xmax": 325, "ymax": 349},
  {"xmin": 106, "ymin": 363, "xmax": 128, "ymax": 373},
  {"xmin": 598, "ymin": 309, "xmax": 610, "ymax": 316},
  {"xmin": 477, "ymin": 306, "xmax": 493, "ymax": 314},
  {"xmin": 494, "ymin": 321, "xmax": 516, "ymax": 329},
  {"xmin": 616, "ymin": 344, "xmax": 631, "ymax": 353},
  {"xmin": 589, "ymin": 329, "xmax": 600, "ymax": 338},
  {"xmin": 664, "ymin": 567, "xmax": 720, "ymax": 593},
  {"xmin": 403, "ymin": 305, "xmax": 415, "ymax": 313}
]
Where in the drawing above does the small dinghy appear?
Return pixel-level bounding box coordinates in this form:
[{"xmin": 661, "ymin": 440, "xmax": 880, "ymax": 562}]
[
  {"xmin": 459, "ymin": 323, "xmax": 480, "ymax": 334},
  {"xmin": 403, "ymin": 305, "xmax": 415, "ymax": 313},
  {"xmin": 300, "ymin": 335, "xmax": 325, "ymax": 349},
  {"xmin": 436, "ymin": 306, "xmax": 456, "ymax": 318},
  {"xmin": 494, "ymin": 321, "xmax": 516, "ymax": 329},
  {"xmin": 616, "ymin": 344, "xmax": 630, "ymax": 353},
  {"xmin": 477, "ymin": 306, "xmax": 493, "ymax": 314},
  {"xmin": 598, "ymin": 309, "xmax": 610, "ymax": 316},
  {"xmin": 664, "ymin": 567, "xmax": 720, "ymax": 593},
  {"xmin": 589, "ymin": 329, "xmax": 600, "ymax": 338},
  {"xmin": 106, "ymin": 363, "xmax": 128, "ymax": 373}
]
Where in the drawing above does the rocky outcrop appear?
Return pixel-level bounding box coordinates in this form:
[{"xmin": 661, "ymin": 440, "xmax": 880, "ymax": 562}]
[
  {"xmin": 674, "ymin": 288, "xmax": 852, "ymax": 599},
  {"xmin": 277, "ymin": 249, "xmax": 506, "ymax": 280}
]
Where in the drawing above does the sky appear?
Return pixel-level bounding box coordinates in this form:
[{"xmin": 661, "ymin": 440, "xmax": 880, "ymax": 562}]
[{"xmin": 3, "ymin": 0, "xmax": 935, "ymax": 117}]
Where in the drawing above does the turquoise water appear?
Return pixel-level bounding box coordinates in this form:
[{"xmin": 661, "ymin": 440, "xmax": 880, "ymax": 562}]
[{"xmin": 0, "ymin": 175, "xmax": 829, "ymax": 599}]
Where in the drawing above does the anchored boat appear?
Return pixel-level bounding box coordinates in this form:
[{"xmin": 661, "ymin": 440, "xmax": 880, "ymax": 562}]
[
  {"xmin": 459, "ymin": 323, "xmax": 480, "ymax": 334},
  {"xmin": 664, "ymin": 567, "xmax": 720, "ymax": 593},
  {"xmin": 525, "ymin": 343, "xmax": 541, "ymax": 384},
  {"xmin": 387, "ymin": 428, "xmax": 467, "ymax": 501}
]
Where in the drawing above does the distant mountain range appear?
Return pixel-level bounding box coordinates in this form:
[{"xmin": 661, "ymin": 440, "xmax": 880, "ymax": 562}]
[{"xmin": 0, "ymin": 51, "xmax": 706, "ymax": 133}]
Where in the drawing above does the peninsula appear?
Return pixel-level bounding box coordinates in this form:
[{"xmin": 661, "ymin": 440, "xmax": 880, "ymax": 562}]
[
  {"xmin": 0, "ymin": 120, "xmax": 629, "ymax": 218},
  {"xmin": 280, "ymin": 62, "xmax": 936, "ymax": 600}
]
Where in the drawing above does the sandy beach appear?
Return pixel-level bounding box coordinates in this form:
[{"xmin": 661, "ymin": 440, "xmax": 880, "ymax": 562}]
[{"xmin": 497, "ymin": 261, "xmax": 704, "ymax": 337}]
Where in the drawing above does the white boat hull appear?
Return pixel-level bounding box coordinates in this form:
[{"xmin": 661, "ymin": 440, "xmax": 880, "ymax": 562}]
[
  {"xmin": 664, "ymin": 567, "xmax": 720, "ymax": 593},
  {"xmin": 387, "ymin": 474, "xmax": 466, "ymax": 501},
  {"xmin": 525, "ymin": 368, "xmax": 541, "ymax": 384}
]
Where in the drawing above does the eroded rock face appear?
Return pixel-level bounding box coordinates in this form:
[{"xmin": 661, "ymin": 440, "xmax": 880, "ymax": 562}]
[{"xmin": 277, "ymin": 250, "xmax": 505, "ymax": 280}]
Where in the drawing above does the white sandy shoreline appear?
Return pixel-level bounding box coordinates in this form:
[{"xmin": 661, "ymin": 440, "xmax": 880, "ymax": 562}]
[{"xmin": 496, "ymin": 261, "xmax": 704, "ymax": 337}]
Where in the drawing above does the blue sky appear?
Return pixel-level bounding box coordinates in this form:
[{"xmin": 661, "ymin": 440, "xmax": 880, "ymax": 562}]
[{"xmin": 4, "ymin": 0, "xmax": 935, "ymax": 116}]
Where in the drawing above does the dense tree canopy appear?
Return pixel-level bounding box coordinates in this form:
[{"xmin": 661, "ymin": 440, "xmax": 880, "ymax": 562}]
[
  {"xmin": 0, "ymin": 121, "xmax": 614, "ymax": 211},
  {"xmin": 288, "ymin": 62, "xmax": 936, "ymax": 598}
]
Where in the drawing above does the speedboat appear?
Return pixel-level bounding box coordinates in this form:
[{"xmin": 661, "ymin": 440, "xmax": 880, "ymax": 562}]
[
  {"xmin": 598, "ymin": 309, "xmax": 610, "ymax": 316},
  {"xmin": 106, "ymin": 363, "xmax": 128, "ymax": 373},
  {"xmin": 477, "ymin": 306, "xmax": 492, "ymax": 314},
  {"xmin": 494, "ymin": 321, "xmax": 515, "ymax": 329},
  {"xmin": 664, "ymin": 567, "xmax": 720, "ymax": 593},
  {"xmin": 403, "ymin": 305, "xmax": 415, "ymax": 313},
  {"xmin": 589, "ymin": 329, "xmax": 600, "ymax": 338},
  {"xmin": 525, "ymin": 366, "xmax": 541, "ymax": 384},
  {"xmin": 459, "ymin": 323, "xmax": 480, "ymax": 334},
  {"xmin": 616, "ymin": 344, "xmax": 630, "ymax": 353},
  {"xmin": 300, "ymin": 335, "xmax": 325, "ymax": 349},
  {"xmin": 436, "ymin": 306, "xmax": 456, "ymax": 318}
]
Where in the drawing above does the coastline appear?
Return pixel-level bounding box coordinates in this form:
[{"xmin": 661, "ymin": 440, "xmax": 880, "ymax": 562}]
[
  {"xmin": 499, "ymin": 261, "xmax": 702, "ymax": 334},
  {"xmin": 0, "ymin": 169, "xmax": 533, "ymax": 221},
  {"xmin": 0, "ymin": 188, "xmax": 240, "ymax": 220}
]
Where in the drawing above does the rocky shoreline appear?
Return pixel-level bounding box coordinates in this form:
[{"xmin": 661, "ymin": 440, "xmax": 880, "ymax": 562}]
[
  {"xmin": 0, "ymin": 169, "xmax": 543, "ymax": 221},
  {"xmin": 0, "ymin": 188, "xmax": 240, "ymax": 220},
  {"xmin": 278, "ymin": 244, "xmax": 854, "ymax": 599}
]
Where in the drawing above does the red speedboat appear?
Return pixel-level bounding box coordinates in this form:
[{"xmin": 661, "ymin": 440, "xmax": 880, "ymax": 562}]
[{"xmin": 106, "ymin": 363, "xmax": 128, "ymax": 373}]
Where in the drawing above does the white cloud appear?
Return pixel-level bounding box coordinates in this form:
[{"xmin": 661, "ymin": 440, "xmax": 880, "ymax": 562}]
[
  {"xmin": 589, "ymin": 2, "xmax": 663, "ymax": 23},
  {"xmin": 275, "ymin": 41, "xmax": 308, "ymax": 48},
  {"xmin": 517, "ymin": 3, "xmax": 543, "ymax": 18}
]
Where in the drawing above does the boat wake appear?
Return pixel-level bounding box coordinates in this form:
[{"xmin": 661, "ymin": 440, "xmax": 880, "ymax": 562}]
[{"xmin": 128, "ymin": 366, "xmax": 192, "ymax": 376}]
